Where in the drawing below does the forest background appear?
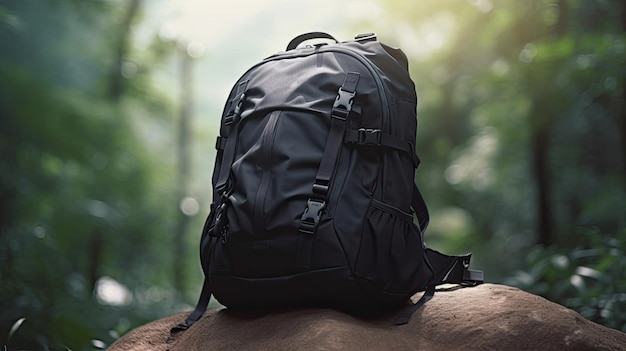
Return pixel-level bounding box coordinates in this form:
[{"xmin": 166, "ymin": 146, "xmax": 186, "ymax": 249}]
[{"xmin": 1, "ymin": 0, "xmax": 624, "ymax": 350}]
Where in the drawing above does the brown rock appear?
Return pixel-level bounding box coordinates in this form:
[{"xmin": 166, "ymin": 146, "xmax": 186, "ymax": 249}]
[{"xmin": 108, "ymin": 284, "xmax": 626, "ymax": 351}]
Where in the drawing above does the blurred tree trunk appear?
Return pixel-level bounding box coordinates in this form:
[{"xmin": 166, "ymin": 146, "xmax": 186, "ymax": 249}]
[
  {"xmin": 87, "ymin": 0, "xmax": 142, "ymax": 292},
  {"xmin": 528, "ymin": 0, "xmax": 568, "ymax": 247},
  {"xmin": 174, "ymin": 49, "xmax": 194, "ymax": 293},
  {"xmin": 0, "ymin": 115, "xmax": 16, "ymax": 239},
  {"xmin": 107, "ymin": 0, "xmax": 141, "ymax": 101},
  {"xmin": 620, "ymin": 3, "xmax": 626, "ymax": 175},
  {"xmin": 531, "ymin": 121, "xmax": 553, "ymax": 246},
  {"xmin": 0, "ymin": 107, "xmax": 17, "ymax": 282}
]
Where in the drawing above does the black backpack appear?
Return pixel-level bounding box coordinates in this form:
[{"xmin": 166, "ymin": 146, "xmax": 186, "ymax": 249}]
[{"xmin": 175, "ymin": 32, "xmax": 483, "ymax": 330}]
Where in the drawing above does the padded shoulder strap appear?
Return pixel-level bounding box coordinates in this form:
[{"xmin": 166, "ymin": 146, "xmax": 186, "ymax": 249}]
[
  {"xmin": 425, "ymin": 248, "xmax": 484, "ymax": 286},
  {"xmin": 393, "ymin": 248, "xmax": 484, "ymax": 325}
]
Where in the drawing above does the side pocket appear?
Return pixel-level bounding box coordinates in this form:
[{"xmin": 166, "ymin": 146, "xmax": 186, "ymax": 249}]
[{"xmin": 355, "ymin": 199, "xmax": 431, "ymax": 294}]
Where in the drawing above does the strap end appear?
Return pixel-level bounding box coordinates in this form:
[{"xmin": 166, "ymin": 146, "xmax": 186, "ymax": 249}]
[{"xmin": 170, "ymin": 322, "xmax": 191, "ymax": 333}]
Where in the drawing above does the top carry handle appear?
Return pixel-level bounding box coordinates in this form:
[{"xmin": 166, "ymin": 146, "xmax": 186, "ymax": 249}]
[{"xmin": 286, "ymin": 32, "xmax": 339, "ymax": 50}]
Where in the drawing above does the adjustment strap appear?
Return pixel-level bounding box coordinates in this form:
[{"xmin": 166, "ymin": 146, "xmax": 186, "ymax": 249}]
[
  {"xmin": 215, "ymin": 81, "xmax": 248, "ymax": 193},
  {"xmin": 314, "ymin": 72, "xmax": 360, "ymax": 186},
  {"xmin": 345, "ymin": 128, "xmax": 411, "ymax": 152},
  {"xmin": 171, "ymin": 277, "xmax": 213, "ymax": 333},
  {"xmin": 345, "ymin": 128, "xmax": 419, "ymax": 167}
]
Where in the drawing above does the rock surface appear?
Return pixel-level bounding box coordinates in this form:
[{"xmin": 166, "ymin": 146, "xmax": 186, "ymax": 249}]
[{"xmin": 109, "ymin": 284, "xmax": 626, "ymax": 351}]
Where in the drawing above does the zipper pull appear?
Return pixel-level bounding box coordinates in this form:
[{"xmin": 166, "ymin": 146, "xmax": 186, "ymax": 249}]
[{"xmin": 220, "ymin": 225, "xmax": 229, "ymax": 244}]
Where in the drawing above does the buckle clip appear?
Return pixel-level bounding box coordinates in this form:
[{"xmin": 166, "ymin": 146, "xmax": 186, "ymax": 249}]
[
  {"xmin": 224, "ymin": 93, "xmax": 246, "ymax": 126},
  {"xmin": 298, "ymin": 199, "xmax": 325, "ymax": 234},
  {"xmin": 332, "ymin": 89, "xmax": 355, "ymax": 120},
  {"xmin": 210, "ymin": 202, "xmax": 229, "ymax": 240},
  {"xmin": 357, "ymin": 128, "xmax": 382, "ymax": 145}
]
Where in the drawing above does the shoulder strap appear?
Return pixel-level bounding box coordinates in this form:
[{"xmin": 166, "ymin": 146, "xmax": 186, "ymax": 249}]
[
  {"xmin": 393, "ymin": 249, "xmax": 484, "ymax": 325},
  {"xmin": 393, "ymin": 284, "xmax": 435, "ymax": 325},
  {"xmin": 395, "ymin": 185, "xmax": 483, "ymax": 325},
  {"xmin": 425, "ymin": 248, "xmax": 484, "ymax": 286},
  {"xmin": 411, "ymin": 183, "xmax": 429, "ymax": 234}
]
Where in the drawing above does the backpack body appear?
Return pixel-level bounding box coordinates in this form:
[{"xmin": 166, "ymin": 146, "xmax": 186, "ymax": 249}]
[{"xmin": 177, "ymin": 33, "xmax": 482, "ymax": 330}]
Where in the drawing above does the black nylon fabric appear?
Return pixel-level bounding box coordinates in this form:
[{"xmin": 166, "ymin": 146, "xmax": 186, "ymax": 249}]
[{"xmin": 189, "ymin": 34, "xmax": 481, "ymax": 320}]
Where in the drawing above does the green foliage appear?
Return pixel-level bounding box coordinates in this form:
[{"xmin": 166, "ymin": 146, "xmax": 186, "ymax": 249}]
[
  {"xmin": 0, "ymin": 59, "xmax": 176, "ymax": 351},
  {"xmin": 0, "ymin": 1, "xmax": 192, "ymax": 349},
  {"xmin": 0, "ymin": 0, "xmax": 624, "ymax": 349},
  {"xmin": 376, "ymin": 0, "xmax": 625, "ymax": 331},
  {"xmin": 503, "ymin": 228, "xmax": 626, "ymax": 332}
]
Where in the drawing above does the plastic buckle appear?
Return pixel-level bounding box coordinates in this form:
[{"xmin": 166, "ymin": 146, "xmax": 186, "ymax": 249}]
[
  {"xmin": 209, "ymin": 202, "xmax": 228, "ymax": 238},
  {"xmin": 224, "ymin": 93, "xmax": 246, "ymax": 126},
  {"xmin": 298, "ymin": 199, "xmax": 325, "ymax": 234},
  {"xmin": 332, "ymin": 89, "xmax": 355, "ymax": 120},
  {"xmin": 357, "ymin": 128, "xmax": 382, "ymax": 145},
  {"xmin": 233, "ymin": 93, "xmax": 245, "ymax": 115}
]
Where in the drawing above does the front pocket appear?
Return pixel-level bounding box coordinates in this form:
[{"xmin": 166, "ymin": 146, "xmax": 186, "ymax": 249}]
[{"xmin": 355, "ymin": 199, "xmax": 431, "ymax": 294}]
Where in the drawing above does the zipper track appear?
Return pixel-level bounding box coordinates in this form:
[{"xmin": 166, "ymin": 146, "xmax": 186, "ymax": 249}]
[
  {"xmin": 253, "ymin": 110, "xmax": 281, "ymax": 232},
  {"xmin": 233, "ymin": 45, "xmax": 390, "ymax": 129}
]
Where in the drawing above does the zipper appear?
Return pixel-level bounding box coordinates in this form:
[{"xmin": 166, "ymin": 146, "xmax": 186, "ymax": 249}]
[
  {"xmin": 253, "ymin": 110, "xmax": 281, "ymax": 233},
  {"xmin": 238, "ymin": 45, "xmax": 390, "ymax": 130}
]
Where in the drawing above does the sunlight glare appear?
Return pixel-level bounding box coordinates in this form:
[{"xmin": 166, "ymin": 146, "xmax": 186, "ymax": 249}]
[
  {"xmin": 95, "ymin": 276, "xmax": 132, "ymax": 306},
  {"xmin": 468, "ymin": 0, "xmax": 494, "ymax": 13},
  {"xmin": 180, "ymin": 196, "xmax": 200, "ymax": 216},
  {"xmin": 186, "ymin": 41, "xmax": 206, "ymax": 58},
  {"xmin": 398, "ymin": 13, "xmax": 456, "ymax": 61},
  {"xmin": 153, "ymin": 0, "xmax": 290, "ymax": 45}
]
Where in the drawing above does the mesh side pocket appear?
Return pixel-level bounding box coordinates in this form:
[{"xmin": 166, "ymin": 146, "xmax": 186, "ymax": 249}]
[{"xmin": 355, "ymin": 199, "xmax": 431, "ymax": 294}]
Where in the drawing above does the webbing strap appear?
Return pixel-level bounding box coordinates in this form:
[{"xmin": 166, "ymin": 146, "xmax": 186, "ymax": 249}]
[
  {"xmin": 215, "ymin": 81, "xmax": 248, "ymax": 193},
  {"xmin": 314, "ymin": 72, "xmax": 360, "ymax": 187},
  {"xmin": 171, "ymin": 277, "xmax": 213, "ymax": 332},
  {"xmin": 175, "ymin": 81, "xmax": 248, "ymax": 333},
  {"xmin": 393, "ymin": 284, "xmax": 435, "ymax": 325},
  {"xmin": 296, "ymin": 72, "xmax": 360, "ymax": 268},
  {"xmin": 344, "ymin": 128, "xmax": 419, "ymax": 166},
  {"xmin": 411, "ymin": 183, "xmax": 429, "ymax": 234}
]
